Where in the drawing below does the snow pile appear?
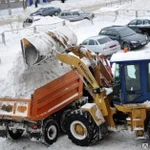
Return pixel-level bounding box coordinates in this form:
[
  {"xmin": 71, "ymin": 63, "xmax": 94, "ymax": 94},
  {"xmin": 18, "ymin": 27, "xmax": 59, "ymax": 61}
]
[
  {"xmin": 0, "ymin": 26, "xmax": 78, "ymax": 99},
  {"xmin": 0, "ymin": 51, "xmax": 71, "ymax": 99},
  {"xmin": 30, "ymin": 16, "xmax": 64, "ymax": 27}
]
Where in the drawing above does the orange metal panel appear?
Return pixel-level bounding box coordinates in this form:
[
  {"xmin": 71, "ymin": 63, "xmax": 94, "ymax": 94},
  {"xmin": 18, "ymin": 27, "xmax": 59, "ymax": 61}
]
[{"xmin": 31, "ymin": 70, "xmax": 83, "ymax": 121}]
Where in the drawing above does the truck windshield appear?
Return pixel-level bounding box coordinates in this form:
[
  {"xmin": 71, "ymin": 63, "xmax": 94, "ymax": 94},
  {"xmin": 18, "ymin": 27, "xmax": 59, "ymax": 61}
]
[{"xmin": 112, "ymin": 63, "xmax": 121, "ymax": 102}]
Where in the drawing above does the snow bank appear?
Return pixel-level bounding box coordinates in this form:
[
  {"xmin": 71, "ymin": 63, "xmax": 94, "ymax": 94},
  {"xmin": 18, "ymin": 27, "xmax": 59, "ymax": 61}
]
[
  {"xmin": 0, "ymin": 51, "xmax": 71, "ymax": 99},
  {"xmin": 0, "ymin": 26, "xmax": 77, "ymax": 99}
]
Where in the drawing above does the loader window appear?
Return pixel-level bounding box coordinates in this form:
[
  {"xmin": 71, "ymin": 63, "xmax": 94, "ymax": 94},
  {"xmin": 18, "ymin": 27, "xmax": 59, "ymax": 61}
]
[
  {"xmin": 148, "ymin": 63, "xmax": 150, "ymax": 91},
  {"xmin": 125, "ymin": 65, "xmax": 141, "ymax": 102},
  {"xmin": 112, "ymin": 63, "xmax": 121, "ymax": 102}
]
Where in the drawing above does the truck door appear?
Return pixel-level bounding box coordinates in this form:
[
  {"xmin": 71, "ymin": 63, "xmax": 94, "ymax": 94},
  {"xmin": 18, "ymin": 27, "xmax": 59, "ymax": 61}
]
[{"xmin": 124, "ymin": 64, "xmax": 143, "ymax": 103}]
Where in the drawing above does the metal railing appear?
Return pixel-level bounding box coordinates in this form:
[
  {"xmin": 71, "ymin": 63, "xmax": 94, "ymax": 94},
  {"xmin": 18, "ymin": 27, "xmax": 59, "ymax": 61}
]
[{"xmin": 0, "ymin": 20, "xmax": 65, "ymax": 45}]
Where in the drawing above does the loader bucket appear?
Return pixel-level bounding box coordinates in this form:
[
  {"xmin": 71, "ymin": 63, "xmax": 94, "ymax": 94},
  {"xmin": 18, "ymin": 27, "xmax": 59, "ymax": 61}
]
[
  {"xmin": 20, "ymin": 26, "xmax": 78, "ymax": 67},
  {"xmin": 21, "ymin": 38, "xmax": 40, "ymax": 66}
]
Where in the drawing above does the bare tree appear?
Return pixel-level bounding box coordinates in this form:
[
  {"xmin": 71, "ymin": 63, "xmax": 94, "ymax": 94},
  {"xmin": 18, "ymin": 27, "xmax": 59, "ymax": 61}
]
[
  {"xmin": 7, "ymin": 0, "xmax": 11, "ymax": 15},
  {"xmin": 23, "ymin": 0, "xmax": 27, "ymax": 10}
]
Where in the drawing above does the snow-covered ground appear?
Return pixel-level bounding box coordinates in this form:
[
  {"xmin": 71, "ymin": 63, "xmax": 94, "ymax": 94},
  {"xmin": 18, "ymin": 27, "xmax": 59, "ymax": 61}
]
[{"xmin": 0, "ymin": 0, "xmax": 150, "ymax": 149}]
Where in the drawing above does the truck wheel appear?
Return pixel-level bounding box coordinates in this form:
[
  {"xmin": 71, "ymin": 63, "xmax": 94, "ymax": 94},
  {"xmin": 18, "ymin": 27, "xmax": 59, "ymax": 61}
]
[
  {"xmin": 123, "ymin": 42, "xmax": 131, "ymax": 51},
  {"xmin": 66, "ymin": 109, "xmax": 99, "ymax": 146},
  {"xmin": 8, "ymin": 129, "xmax": 24, "ymax": 140},
  {"xmin": 43, "ymin": 119, "xmax": 59, "ymax": 145}
]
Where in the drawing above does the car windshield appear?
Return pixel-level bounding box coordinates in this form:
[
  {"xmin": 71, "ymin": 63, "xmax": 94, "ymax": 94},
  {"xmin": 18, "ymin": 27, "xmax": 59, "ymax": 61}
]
[
  {"xmin": 37, "ymin": 8, "xmax": 44, "ymax": 12},
  {"xmin": 97, "ymin": 37, "xmax": 112, "ymax": 44},
  {"xmin": 118, "ymin": 28, "xmax": 136, "ymax": 37}
]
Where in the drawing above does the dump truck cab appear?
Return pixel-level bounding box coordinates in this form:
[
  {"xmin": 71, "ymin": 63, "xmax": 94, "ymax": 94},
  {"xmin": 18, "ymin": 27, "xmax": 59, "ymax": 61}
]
[{"xmin": 111, "ymin": 50, "xmax": 150, "ymax": 105}]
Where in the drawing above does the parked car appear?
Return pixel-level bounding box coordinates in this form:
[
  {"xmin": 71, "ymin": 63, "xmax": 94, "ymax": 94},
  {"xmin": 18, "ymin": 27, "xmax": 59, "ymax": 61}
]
[
  {"xmin": 23, "ymin": 16, "xmax": 42, "ymax": 28},
  {"xmin": 80, "ymin": 35, "xmax": 120, "ymax": 56},
  {"xmin": 30, "ymin": 7, "xmax": 61, "ymax": 16},
  {"xmin": 58, "ymin": 9, "xmax": 95, "ymax": 22},
  {"xmin": 99, "ymin": 26, "xmax": 149, "ymax": 51},
  {"xmin": 127, "ymin": 18, "xmax": 150, "ymax": 39}
]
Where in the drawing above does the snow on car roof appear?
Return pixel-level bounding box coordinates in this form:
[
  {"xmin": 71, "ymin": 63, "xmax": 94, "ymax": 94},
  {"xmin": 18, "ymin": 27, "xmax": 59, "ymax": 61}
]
[
  {"xmin": 86, "ymin": 35, "xmax": 109, "ymax": 40},
  {"xmin": 110, "ymin": 50, "xmax": 150, "ymax": 62}
]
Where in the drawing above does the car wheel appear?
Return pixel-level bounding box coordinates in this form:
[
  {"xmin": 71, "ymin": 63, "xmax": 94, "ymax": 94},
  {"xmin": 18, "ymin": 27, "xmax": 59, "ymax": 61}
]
[
  {"xmin": 143, "ymin": 32, "xmax": 149, "ymax": 41},
  {"xmin": 123, "ymin": 42, "xmax": 131, "ymax": 51},
  {"xmin": 54, "ymin": 12, "xmax": 59, "ymax": 16},
  {"xmin": 84, "ymin": 17, "xmax": 90, "ymax": 20}
]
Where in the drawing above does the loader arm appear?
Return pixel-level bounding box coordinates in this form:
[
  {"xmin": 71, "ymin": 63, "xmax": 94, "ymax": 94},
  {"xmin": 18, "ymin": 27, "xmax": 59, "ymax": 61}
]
[
  {"xmin": 56, "ymin": 47, "xmax": 115, "ymax": 119},
  {"xmin": 56, "ymin": 52, "xmax": 99, "ymax": 90},
  {"xmin": 58, "ymin": 46, "xmax": 113, "ymax": 87}
]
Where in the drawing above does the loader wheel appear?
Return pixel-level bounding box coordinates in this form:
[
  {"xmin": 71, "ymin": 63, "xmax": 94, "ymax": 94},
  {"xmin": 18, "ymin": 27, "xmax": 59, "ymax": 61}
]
[
  {"xmin": 60, "ymin": 109, "xmax": 72, "ymax": 133},
  {"xmin": 43, "ymin": 119, "xmax": 59, "ymax": 145},
  {"xmin": 66, "ymin": 109, "xmax": 99, "ymax": 146},
  {"xmin": 8, "ymin": 129, "xmax": 24, "ymax": 140}
]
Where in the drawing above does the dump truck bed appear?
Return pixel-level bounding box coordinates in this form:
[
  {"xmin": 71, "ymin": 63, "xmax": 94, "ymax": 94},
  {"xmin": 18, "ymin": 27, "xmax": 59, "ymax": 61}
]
[{"xmin": 0, "ymin": 70, "xmax": 83, "ymax": 121}]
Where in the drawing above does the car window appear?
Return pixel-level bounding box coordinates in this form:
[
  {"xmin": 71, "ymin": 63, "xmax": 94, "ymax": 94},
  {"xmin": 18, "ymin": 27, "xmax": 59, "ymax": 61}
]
[
  {"xmin": 37, "ymin": 8, "xmax": 44, "ymax": 12},
  {"xmin": 42, "ymin": 8, "xmax": 47, "ymax": 12},
  {"xmin": 143, "ymin": 20, "xmax": 149, "ymax": 25},
  {"xmin": 107, "ymin": 30, "xmax": 113, "ymax": 36},
  {"xmin": 82, "ymin": 40, "xmax": 89, "ymax": 45},
  {"xmin": 118, "ymin": 28, "xmax": 135, "ymax": 37},
  {"xmin": 113, "ymin": 31, "xmax": 118, "ymax": 37},
  {"xmin": 129, "ymin": 20, "xmax": 137, "ymax": 25},
  {"xmin": 100, "ymin": 30, "xmax": 107, "ymax": 35},
  {"xmin": 95, "ymin": 41, "xmax": 98, "ymax": 45},
  {"xmin": 61, "ymin": 12, "xmax": 65, "ymax": 16},
  {"xmin": 73, "ymin": 11, "xmax": 79, "ymax": 15},
  {"xmin": 89, "ymin": 40, "xmax": 95, "ymax": 45},
  {"xmin": 137, "ymin": 20, "xmax": 142, "ymax": 25},
  {"xmin": 66, "ymin": 12, "xmax": 72, "ymax": 16},
  {"xmin": 97, "ymin": 37, "xmax": 112, "ymax": 44}
]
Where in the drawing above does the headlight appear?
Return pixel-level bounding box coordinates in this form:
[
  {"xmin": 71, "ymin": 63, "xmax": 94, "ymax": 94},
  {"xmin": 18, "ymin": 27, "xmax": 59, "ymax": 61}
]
[{"xmin": 131, "ymin": 41, "xmax": 138, "ymax": 44}]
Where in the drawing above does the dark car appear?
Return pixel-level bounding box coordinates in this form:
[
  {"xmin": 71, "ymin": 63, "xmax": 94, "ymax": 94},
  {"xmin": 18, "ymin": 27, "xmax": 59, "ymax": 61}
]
[
  {"xmin": 30, "ymin": 7, "xmax": 61, "ymax": 16},
  {"xmin": 58, "ymin": 9, "xmax": 95, "ymax": 22},
  {"xmin": 99, "ymin": 26, "xmax": 149, "ymax": 51},
  {"xmin": 127, "ymin": 18, "xmax": 150, "ymax": 39}
]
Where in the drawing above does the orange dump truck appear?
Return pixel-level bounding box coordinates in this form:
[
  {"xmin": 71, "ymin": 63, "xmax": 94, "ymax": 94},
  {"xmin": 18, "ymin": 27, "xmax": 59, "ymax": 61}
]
[{"xmin": 0, "ymin": 70, "xmax": 87, "ymax": 145}]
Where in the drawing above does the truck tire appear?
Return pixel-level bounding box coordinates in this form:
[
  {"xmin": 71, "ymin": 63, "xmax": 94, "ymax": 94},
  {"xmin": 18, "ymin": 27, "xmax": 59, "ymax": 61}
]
[
  {"xmin": 43, "ymin": 119, "xmax": 59, "ymax": 145},
  {"xmin": 60, "ymin": 109, "xmax": 72, "ymax": 133},
  {"xmin": 66, "ymin": 109, "xmax": 99, "ymax": 146},
  {"xmin": 8, "ymin": 129, "xmax": 24, "ymax": 140}
]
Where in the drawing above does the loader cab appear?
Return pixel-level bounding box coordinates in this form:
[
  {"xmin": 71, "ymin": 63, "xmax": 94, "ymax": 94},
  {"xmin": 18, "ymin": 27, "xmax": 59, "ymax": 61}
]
[{"xmin": 111, "ymin": 51, "xmax": 150, "ymax": 105}]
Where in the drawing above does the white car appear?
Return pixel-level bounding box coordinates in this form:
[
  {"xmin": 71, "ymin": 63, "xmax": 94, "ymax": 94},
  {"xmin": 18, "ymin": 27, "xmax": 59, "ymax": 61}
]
[{"xmin": 80, "ymin": 35, "xmax": 121, "ymax": 56}]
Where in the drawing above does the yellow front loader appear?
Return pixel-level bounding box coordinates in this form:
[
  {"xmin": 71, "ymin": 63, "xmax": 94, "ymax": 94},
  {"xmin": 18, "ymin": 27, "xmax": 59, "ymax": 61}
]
[{"xmin": 20, "ymin": 29, "xmax": 150, "ymax": 146}]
